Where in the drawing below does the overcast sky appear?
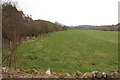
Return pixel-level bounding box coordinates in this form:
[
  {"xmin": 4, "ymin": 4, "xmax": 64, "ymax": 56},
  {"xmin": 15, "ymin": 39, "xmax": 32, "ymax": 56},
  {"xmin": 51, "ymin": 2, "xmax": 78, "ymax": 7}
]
[{"xmin": 10, "ymin": 0, "xmax": 119, "ymax": 26}]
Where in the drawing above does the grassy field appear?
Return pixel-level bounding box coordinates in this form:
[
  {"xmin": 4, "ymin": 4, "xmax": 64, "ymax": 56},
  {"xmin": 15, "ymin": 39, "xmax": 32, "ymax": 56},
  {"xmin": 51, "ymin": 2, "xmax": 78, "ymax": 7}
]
[{"xmin": 16, "ymin": 30, "xmax": 118, "ymax": 74}]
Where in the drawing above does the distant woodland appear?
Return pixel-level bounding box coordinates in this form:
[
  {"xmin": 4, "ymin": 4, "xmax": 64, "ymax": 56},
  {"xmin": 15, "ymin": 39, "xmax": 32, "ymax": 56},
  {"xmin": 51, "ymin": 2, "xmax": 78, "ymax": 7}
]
[{"xmin": 70, "ymin": 24, "xmax": 119, "ymax": 31}]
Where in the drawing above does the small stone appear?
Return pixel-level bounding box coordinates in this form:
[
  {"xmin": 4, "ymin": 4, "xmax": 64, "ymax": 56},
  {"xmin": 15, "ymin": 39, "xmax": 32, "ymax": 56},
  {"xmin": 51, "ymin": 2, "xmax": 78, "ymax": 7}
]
[
  {"xmin": 82, "ymin": 72, "xmax": 93, "ymax": 78},
  {"xmin": 111, "ymin": 71, "xmax": 119, "ymax": 78},
  {"xmin": 95, "ymin": 72, "xmax": 103, "ymax": 78},
  {"xmin": 45, "ymin": 68, "xmax": 51, "ymax": 75},
  {"xmin": 65, "ymin": 73, "xmax": 70, "ymax": 77},
  {"xmin": 58, "ymin": 73, "xmax": 68, "ymax": 78}
]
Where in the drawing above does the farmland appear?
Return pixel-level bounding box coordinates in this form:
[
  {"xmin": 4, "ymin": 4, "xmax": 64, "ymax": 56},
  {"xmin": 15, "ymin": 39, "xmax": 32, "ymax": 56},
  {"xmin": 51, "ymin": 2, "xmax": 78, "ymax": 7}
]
[{"xmin": 16, "ymin": 30, "xmax": 118, "ymax": 74}]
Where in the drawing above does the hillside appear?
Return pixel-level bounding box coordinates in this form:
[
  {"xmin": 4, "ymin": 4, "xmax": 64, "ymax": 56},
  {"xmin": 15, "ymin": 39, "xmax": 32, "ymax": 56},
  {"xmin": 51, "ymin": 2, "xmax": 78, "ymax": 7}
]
[
  {"xmin": 15, "ymin": 30, "xmax": 118, "ymax": 74},
  {"xmin": 70, "ymin": 25, "xmax": 119, "ymax": 31}
]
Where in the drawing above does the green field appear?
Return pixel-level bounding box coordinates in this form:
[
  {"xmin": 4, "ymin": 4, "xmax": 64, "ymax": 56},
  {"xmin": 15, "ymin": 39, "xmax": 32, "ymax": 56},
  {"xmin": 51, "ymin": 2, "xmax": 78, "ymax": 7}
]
[{"xmin": 16, "ymin": 30, "xmax": 118, "ymax": 74}]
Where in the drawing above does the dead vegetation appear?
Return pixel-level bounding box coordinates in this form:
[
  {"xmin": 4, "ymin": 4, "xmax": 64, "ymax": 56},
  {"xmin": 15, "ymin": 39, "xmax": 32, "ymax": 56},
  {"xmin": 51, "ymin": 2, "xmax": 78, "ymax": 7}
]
[{"xmin": 2, "ymin": 67, "xmax": 120, "ymax": 79}]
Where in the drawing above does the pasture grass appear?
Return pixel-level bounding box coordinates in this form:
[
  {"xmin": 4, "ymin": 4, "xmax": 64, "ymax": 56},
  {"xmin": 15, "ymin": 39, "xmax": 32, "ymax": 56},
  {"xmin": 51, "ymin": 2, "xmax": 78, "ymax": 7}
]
[{"xmin": 16, "ymin": 30, "xmax": 118, "ymax": 74}]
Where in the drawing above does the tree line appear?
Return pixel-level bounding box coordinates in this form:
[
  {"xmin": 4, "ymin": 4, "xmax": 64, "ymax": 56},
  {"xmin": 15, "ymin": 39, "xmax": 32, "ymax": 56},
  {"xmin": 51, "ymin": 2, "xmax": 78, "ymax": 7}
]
[
  {"xmin": 2, "ymin": 2, "xmax": 68, "ymax": 50},
  {"xmin": 2, "ymin": 2, "xmax": 68, "ymax": 67}
]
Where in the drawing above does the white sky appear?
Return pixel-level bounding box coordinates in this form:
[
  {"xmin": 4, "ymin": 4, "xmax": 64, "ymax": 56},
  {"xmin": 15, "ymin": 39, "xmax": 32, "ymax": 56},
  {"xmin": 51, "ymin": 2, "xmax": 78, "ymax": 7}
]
[{"xmin": 9, "ymin": 0, "xmax": 120, "ymax": 26}]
